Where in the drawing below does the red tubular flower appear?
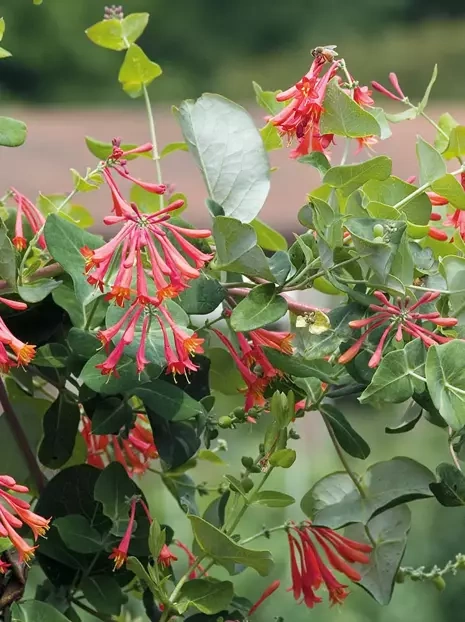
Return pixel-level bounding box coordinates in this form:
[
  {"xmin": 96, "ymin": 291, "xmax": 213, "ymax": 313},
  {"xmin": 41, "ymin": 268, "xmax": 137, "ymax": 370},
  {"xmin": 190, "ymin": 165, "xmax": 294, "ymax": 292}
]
[
  {"xmin": 444, "ymin": 208, "xmax": 465, "ymax": 241},
  {"xmin": 268, "ymin": 58, "xmax": 339, "ymax": 158},
  {"xmin": 0, "ymin": 475, "xmax": 50, "ymax": 563},
  {"xmin": 339, "ymin": 290, "xmax": 457, "ymax": 368},
  {"xmin": 156, "ymin": 305, "xmax": 204, "ymax": 378},
  {"xmin": 248, "ymin": 580, "xmax": 281, "ymax": 617},
  {"xmin": 81, "ymin": 413, "xmax": 158, "ymax": 475},
  {"xmin": 158, "ymin": 543, "xmax": 178, "ymax": 568},
  {"xmin": 287, "ymin": 521, "xmax": 371, "ymax": 608},
  {"xmin": 353, "ymin": 84, "xmax": 374, "ymax": 107},
  {"xmin": 109, "ymin": 498, "xmax": 137, "ymax": 570},
  {"xmin": 0, "ymin": 315, "xmax": 35, "ymax": 372},
  {"xmin": 10, "ymin": 188, "xmax": 46, "ymax": 251},
  {"xmin": 0, "ymin": 560, "xmax": 10, "ymax": 574},
  {"xmin": 427, "ymin": 191, "xmax": 449, "ymax": 206},
  {"xmin": 82, "ymin": 192, "xmax": 212, "ymax": 304},
  {"xmin": 174, "ymin": 540, "xmax": 208, "ymax": 579},
  {"xmin": 371, "ymin": 72, "xmax": 406, "ymax": 102}
]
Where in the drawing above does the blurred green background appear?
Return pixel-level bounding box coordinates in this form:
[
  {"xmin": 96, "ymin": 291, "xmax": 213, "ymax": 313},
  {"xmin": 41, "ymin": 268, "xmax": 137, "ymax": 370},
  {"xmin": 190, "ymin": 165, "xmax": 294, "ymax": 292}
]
[
  {"xmin": 2, "ymin": 0, "xmax": 465, "ymax": 104},
  {"xmin": 8, "ymin": 1, "xmax": 465, "ymax": 620}
]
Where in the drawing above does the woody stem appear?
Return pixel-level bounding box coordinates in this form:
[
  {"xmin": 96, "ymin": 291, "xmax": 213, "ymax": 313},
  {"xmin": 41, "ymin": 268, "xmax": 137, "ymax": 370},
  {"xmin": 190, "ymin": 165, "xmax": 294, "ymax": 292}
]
[
  {"xmin": 143, "ymin": 84, "xmax": 164, "ymax": 210},
  {"xmin": 0, "ymin": 378, "xmax": 45, "ymax": 493}
]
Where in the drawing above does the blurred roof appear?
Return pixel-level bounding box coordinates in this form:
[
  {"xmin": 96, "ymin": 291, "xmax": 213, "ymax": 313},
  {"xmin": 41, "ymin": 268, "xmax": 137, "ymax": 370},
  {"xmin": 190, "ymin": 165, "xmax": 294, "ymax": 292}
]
[{"xmin": 1, "ymin": 103, "xmax": 464, "ymax": 235}]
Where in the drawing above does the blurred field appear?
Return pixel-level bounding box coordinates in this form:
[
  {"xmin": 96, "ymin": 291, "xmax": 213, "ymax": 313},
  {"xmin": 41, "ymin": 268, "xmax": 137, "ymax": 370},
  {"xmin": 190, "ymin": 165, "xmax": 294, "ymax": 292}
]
[{"xmin": 2, "ymin": 103, "xmax": 465, "ymax": 235}]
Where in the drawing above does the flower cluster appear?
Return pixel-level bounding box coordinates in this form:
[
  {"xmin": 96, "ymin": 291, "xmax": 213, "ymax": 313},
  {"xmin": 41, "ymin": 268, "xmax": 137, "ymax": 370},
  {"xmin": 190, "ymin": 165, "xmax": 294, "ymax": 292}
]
[
  {"xmin": 9, "ymin": 187, "xmax": 46, "ymax": 252},
  {"xmin": 81, "ymin": 413, "xmax": 158, "ymax": 476},
  {"xmin": 213, "ymin": 326, "xmax": 294, "ymax": 413},
  {"xmin": 0, "ymin": 475, "xmax": 50, "ymax": 565},
  {"xmin": 339, "ymin": 290, "xmax": 457, "ymax": 368},
  {"xmin": 427, "ymin": 173, "xmax": 465, "ymax": 242},
  {"xmin": 268, "ymin": 57, "xmax": 375, "ymax": 158},
  {"xmin": 82, "ymin": 139, "xmax": 212, "ymax": 377},
  {"xmin": 287, "ymin": 521, "xmax": 372, "ymax": 607},
  {"xmin": 372, "ymin": 71, "xmax": 407, "ymax": 103},
  {"xmin": 0, "ymin": 297, "xmax": 35, "ymax": 371}
]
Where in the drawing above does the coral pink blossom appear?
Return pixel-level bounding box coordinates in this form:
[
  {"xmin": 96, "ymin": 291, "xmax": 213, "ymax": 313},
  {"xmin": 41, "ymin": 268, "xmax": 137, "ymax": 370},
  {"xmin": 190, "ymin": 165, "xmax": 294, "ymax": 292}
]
[
  {"xmin": 109, "ymin": 498, "xmax": 137, "ymax": 570},
  {"xmin": 287, "ymin": 521, "xmax": 371, "ymax": 608},
  {"xmin": 10, "ymin": 188, "xmax": 47, "ymax": 251},
  {"xmin": 339, "ymin": 291, "xmax": 457, "ymax": 368}
]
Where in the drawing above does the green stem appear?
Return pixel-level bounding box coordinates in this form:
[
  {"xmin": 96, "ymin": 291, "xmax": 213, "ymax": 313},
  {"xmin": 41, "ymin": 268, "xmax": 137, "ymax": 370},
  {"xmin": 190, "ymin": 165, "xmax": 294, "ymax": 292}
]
[
  {"xmin": 227, "ymin": 467, "xmax": 274, "ymax": 537},
  {"xmin": 143, "ymin": 84, "xmax": 164, "ymax": 211},
  {"xmin": 160, "ymin": 553, "xmax": 208, "ymax": 621},
  {"xmin": 240, "ymin": 524, "xmax": 287, "ymax": 546},
  {"xmin": 393, "ymin": 164, "xmax": 464, "ymax": 210}
]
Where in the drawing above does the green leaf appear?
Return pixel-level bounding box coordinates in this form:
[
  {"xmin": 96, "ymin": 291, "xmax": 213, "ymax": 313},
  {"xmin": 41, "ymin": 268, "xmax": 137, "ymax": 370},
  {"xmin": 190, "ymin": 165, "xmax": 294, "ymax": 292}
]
[
  {"xmin": 442, "ymin": 255, "xmax": 465, "ymax": 324},
  {"xmin": 259, "ymin": 123, "xmax": 282, "ymax": 151},
  {"xmin": 301, "ymin": 457, "xmax": 434, "ymax": 528},
  {"xmin": 320, "ymin": 403, "xmax": 370, "ymax": 459},
  {"xmin": 426, "ymin": 341, "xmax": 465, "ymax": 430},
  {"xmin": 54, "ymin": 515, "xmax": 103, "ymax": 554},
  {"xmin": 92, "ymin": 397, "xmax": 132, "ymax": 434},
  {"xmin": 0, "ymin": 18, "xmax": 5, "ymax": 41},
  {"xmin": 434, "ymin": 113, "xmax": 458, "ymax": 153},
  {"xmin": 148, "ymin": 518, "xmax": 165, "ymax": 558},
  {"xmin": 44, "ymin": 214, "xmax": 103, "ymax": 306},
  {"xmin": 160, "ymin": 141, "xmax": 188, "ymax": 158},
  {"xmin": 163, "ymin": 473, "xmax": 199, "ymax": 516},
  {"xmin": 85, "ymin": 136, "xmax": 152, "ymax": 161},
  {"xmin": 254, "ymin": 491, "xmax": 295, "ymax": 507},
  {"xmin": 17, "ymin": 279, "xmax": 61, "ymax": 304},
  {"xmin": 127, "ymin": 557, "xmax": 159, "ymax": 597},
  {"xmin": 0, "ymin": 47, "xmax": 10, "ymax": 59},
  {"xmin": 62, "ymin": 204, "xmax": 95, "ymax": 229},
  {"xmin": 345, "ymin": 217, "xmax": 407, "ymax": 280},
  {"xmin": 198, "ymin": 449, "xmax": 226, "ymax": 465},
  {"xmin": 146, "ymin": 410, "xmax": 200, "ymax": 470},
  {"xmin": 363, "ymin": 176, "xmax": 431, "ymax": 226},
  {"xmin": 134, "ymin": 380, "xmax": 204, "ymax": 421},
  {"xmin": 177, "ymin": 276, "xmax": 225, "ymax": 314},
  {"xmin": 345, "ymin": 505, "xmax": 411, "ymax": 605},
  {"xmin": 443, "ymin": 126, "xmax": 465, "ymax": 160},
  {"xmin": 320, "ymin": 78, "xmax": 381, "ymax": 138},
  {"xmin": 0, "ymin": 220, "xmax": 16, "ymax": 286},
  {"xmin": 370, "ymin": 107, "xmax": 392, "ymax": 140},
  {"xmin": 263, "ymin": 348, "xmax": 338, "ymax": 383},
  {"xmin": 208, "ymin": 347, "xmax": 245, "ymax": 395},
  {"xmin": 94, "ymin": 462, "xmax": 142, "ymax": 534},
  {"xmin": 431, "ymin": 173, "xmax": 465, "ymax": 209},
  {"xmin": 80, "ymin": 353, "xmax": 150, "ymax": 395},
  {"xmin": 81, "ymin": 576, "xmax": 127, "ymax": 616},
  {"xmin": 268, "ymin": 448, "xmax": 296, "ymax": 468},
  {"xmin": 38, "ymin": 396, "xmax": 80, "ymax": 469},
  {"xmin": 0, "ymin": 116, "xmax": 27, "ymax": 147},
  {"xmin": 323, "ymin": 156, "xmax": 392, "ymax": 197},
  {"xmin": 385, "ymin": 109, "xmax": 417, "ymax": 123},
  {"xmin": 189, "ymin": 515, "xmax": 274, "ymax": 576},
  {"xmin": 118, "ymin": 44, "xmax": 162, "ymax": 97},
  {"xmin": 177, "ymin": 94, "xmax": 270, "ymax": 223},
  {"xmin": 179, "ymin": 579, "xmax": 234, "ymax": 615},
  {"xmin": 430, "ymin": 463, "xmax": 465, "ymax": 506},
  {"xmin": 67, "ymin": 328, "xmax": 100, "ymax": 359},
  {"xmin": 212, "ymin": 216, "xmax": 274, "ymax": 280},
  {"xmin": 121, "ymin": 13, "xmax": 150, "ymax": 44},
  {"xmin": 418, "ymin": 64, "xmax": 438, "ymax": 113},
  {"xmin": 230, "ymin": 284, "xmax": 287, "ymax": 331},
  {"xmin": 385, "ymin": 401, "xmax": 423, "ymax": 434},
  {"xmin": 251, "ymin": 219, "xmax": 287, "ymax": 251},
  {"xmin": 252, "ymin": 81, "xmax": 284, "ymax": 116},
  {"xmin": 416, "ymin": 136, "xmax": 446, "ymax": 185},
  {"xmin": 11, "ymin": 601, "xmax": 70, "ymax": 622},
  {"xmin": 298, "ymin": 152, "xmax": 331, "ymax": 175},
  {"xmin": 360, "ymin": 339, "xmax": 426, "ymax": 405},
  {"xmin": 34, "ymin": 343, "xmax": 68, "ymax": 368},
  {"xmin": 85, "ymin": 19, "xmax": 127, "ymax": 51}
]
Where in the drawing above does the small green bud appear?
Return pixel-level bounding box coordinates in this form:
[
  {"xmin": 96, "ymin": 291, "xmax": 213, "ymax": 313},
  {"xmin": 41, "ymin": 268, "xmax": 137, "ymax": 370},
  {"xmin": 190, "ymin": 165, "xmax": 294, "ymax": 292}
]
[
  {"xmin": 233, "ymin": 406, "xmax": 245, "ymax": 419},
  {"xmin": 395, "ymin": 569, "xmax": 406, "ymax": 584},
  {"xmin": 258, "ymin": 443, "xmax": 265, "ymax": 454},
  {"xmin": 432, "ymin": 576, "xmax": 446, "ymax": 592},
  {"xmin": 241, "ymin": 477, "xmax": 254, "ymax": 493},
  {"xmin": 372, "ymin": 236, "xmax": 384, "ymax": 244},
  {"xmin": 289, "ymin": 429, "xmax": 300, "ymax": 440},
  {"xmin": 249, "ymin": 465, "xmax": 262, "ymax": 474},
  {"xmin": 218, "ymin": 416, "xmax": 233, "ymax": 429},
  {"xmin": 373, "ymin": 223, "xmax": 384, "ymax": 237},
  {"xmin": 241, "ymin": 456, "xmax": 254, "ymax": 469}
]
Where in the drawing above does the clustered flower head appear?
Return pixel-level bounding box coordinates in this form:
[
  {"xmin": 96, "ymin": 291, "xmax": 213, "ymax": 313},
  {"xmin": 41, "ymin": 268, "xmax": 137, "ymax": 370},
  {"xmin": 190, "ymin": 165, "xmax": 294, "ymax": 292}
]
[
  {"xmin": 372, "ymin": 71, "xmax": 407, "ymax": 103},
  {"xmin": 81, "ymin": 413, "xmax": 158, "ymax": 476},
  {"xmin": 340, "ymin": 290, "xmax": 457, "ymax": 368},
  {"xmin": 9, "ymin": 188, "xmax": 46, "ymax": 252},
  {"xmin": 267, "ymin": 55, "xmax": 375, "ymax": 159},
  {"xmin": 213, "ymin": 326, "xmax": 294, "ymax": 413},
  {"xmin": 287, "ymin": 521, "xmax": 372, "ymax": 608},
  {"xmin": 82, "ymin": 139, "xmax": 212, "ymax": 378},
  {"xmin": 0, "ymin": 475, "xmax": 50, "ymax": 566},
  {"xmin": 0, "ymin": 297, "xmax": 35, "ymax": 371}
]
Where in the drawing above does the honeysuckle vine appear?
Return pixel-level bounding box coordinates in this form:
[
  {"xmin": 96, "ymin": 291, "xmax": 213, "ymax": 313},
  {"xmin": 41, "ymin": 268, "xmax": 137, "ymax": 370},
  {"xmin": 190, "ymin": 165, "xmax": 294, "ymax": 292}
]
[{"xmin": 0, "ymin": 5, "xmax": 465, "ymax": 622}]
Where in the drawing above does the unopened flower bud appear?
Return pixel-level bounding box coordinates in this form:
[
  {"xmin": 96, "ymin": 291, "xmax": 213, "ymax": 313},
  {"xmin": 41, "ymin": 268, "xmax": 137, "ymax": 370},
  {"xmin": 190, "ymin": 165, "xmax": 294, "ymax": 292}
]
[
  {"xmin": 373, "ymin": 224, "xmax": 384, "ymax": 237},
  {"xmin": 289, "ymin": 429, "xmax": 300, "ymax": 440},
  {"xmin": 373, "ymin": 236, "xmax": 384, "ymax": 244},
  {"xmin": 104, "ymin": 5, "xmax": 124, "ymax": 20},
  {"xmin": 241, "ymin": 456, "xmax": 254, "ymax": 469},
  {"xmin": 241, "ymin": 477, "xmax": 254, "ymax": 493},
  {"xmin": 432, "ymin": 576, "xmax": 446, "ymax": 591},
  {"xmin": 249, "ymin": 465, "xmax": 262, "ymax": 474},
  {"xmin": 395, "ymin": 569, "xmax": 406, "ymax": 583},
  {"xmin": 218, "ymin": 416, "xmax": 234, "ymax": 429}
]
